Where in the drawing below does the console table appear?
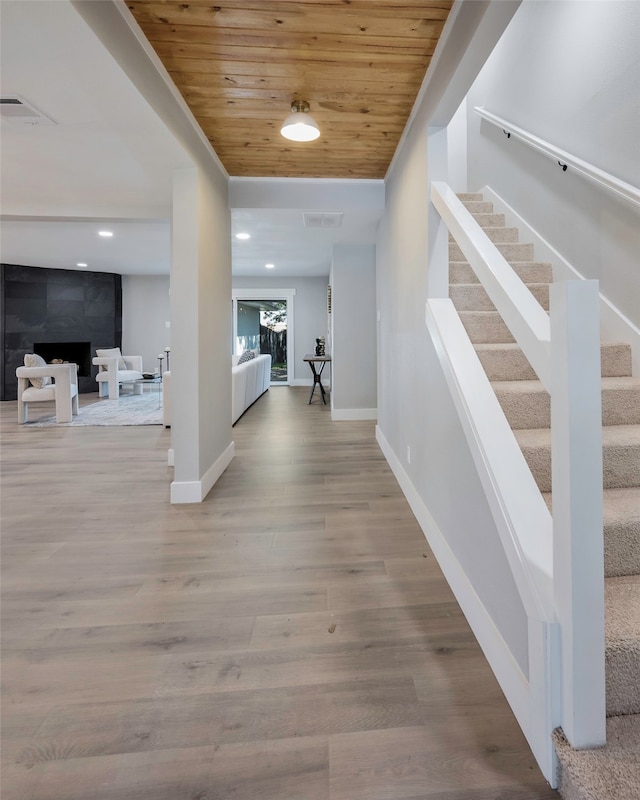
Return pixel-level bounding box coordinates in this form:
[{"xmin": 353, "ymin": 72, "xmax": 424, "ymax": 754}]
[{"xmin": 303, "ymin": 354, "xmax": 331, "ymax": 405}]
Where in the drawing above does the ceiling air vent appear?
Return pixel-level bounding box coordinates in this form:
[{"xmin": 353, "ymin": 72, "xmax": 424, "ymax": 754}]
[
  {"xmin": 303, "ymin": 212, "xmax": 343, "ymax": 229},
  {"xmin": 0, "ymin": 96, "xmax": 56, "ymax": 126}
]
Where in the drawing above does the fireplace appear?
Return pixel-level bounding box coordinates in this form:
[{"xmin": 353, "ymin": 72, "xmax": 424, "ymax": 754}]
[{"xmin": 34, "ymin": 342, "xmax": 92, "ymax": 378}]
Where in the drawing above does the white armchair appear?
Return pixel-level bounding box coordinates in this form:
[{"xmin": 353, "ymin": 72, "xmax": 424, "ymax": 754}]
[
  {"xmin": 93, "ymin": 348, "xmax": 143, "ymax": 399},
  {"xmin": 16, "ymin": 361, "xmax": 79, "ymax": 424}
]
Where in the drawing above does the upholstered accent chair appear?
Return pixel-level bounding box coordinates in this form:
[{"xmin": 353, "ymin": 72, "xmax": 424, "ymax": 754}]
[
  {"xmin": 16, "ymin": 355, "xmax": 79, "ymax": 423},
  {"xmin": 93, "ymin": 348, "xmax": 143, "ymax": 399}
]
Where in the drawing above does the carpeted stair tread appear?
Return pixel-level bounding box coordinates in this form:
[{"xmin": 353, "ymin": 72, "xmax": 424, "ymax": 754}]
[
  {"xmin": 450, "ymin": 240, "xmax": 534, "ymax": 262},
  {"xmin": 599, "ymin": 343, "xmax": 634, "ymax": 378},
  {"xmin": 460, "ymin": 199, "xmax": 494, "ymax": 213},
  {"xmin": 457, "ymin": 192, "xmax": 484, "ymax": 201},
  {"xmin": 450, "ymin": 226, "xmax": 519, "ymax": 244},
  {"xmin": 459, "ymin": 311, "xmax": 516, "ymax": 343},
  {"xmin": 606, "ymin": 575, "xmax": 640, "ymax": 716},
  {"xmin": 474, "ymin": 343, "xmax": 539, "ymax": 381},
  {"xmin": 450, "ymin": 260, "xmax": 553, "ymax": 284},
  {"xmin": 553, "ymin": 715, "xmax": 640, "ymax": 800},
  {"xmin": 514, "ymin": 425, "xmax": 640, "ymax": 492},
  {"xmin": 541, "ymin": 488, "xmax": 640, "ymax": 579},
  {"xmin": 451, "ymin": 282, "xmax": 549, "ymax": 312},
  {"xmin": 470, "ymin": 212, "xmax": 506, "ymax": 228},
  {"xmin": 492, "ymin": 377, "xmax": 640, "ymax": 430},
  {"xmin": 475, "ymin": 342, "xmax": 633, "ymax": 382},
  {"xmin": 602, "ymin": 488, "xmax": 640, "ymax": 578},
  {"xmin": 452, "ymin": 193, "xmax": 640, "ymax": 796}
]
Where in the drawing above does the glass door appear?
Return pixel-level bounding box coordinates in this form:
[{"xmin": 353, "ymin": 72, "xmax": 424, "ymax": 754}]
[{"xmin": 232, "ymin": 290, "xmax": 295, "ymax": 385}]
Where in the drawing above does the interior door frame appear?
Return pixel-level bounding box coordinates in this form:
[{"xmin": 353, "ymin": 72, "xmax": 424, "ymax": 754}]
[{"xmin": 232, "ymin": 288, "xmax": 296, "ymax": 386}]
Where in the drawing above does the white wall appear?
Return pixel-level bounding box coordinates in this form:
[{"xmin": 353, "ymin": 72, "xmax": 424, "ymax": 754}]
[
  {"xmin": 122, "ymin": 275, "xmax": 170, "ymax": 372},
  {"xmin": 377, "ymin": 4, "xmax": 532, "ymax": 674},
  {"xmin": 171, "ymin": 166, "xmax": 232, "ymax": 499},
  {"xmin": 232, "ymin": 275, "xmax": 328, "ymax": 383},
  {"xmin": 330, "ymin": 244, "xmax": 377, "ymax": 418},
  {"xmin": 379, "ymin": 118, "xmax": 528, "ymax": 672},
  {"xmin": 467, "ymin": 0, "xmax": 640, "ymax": 328}
]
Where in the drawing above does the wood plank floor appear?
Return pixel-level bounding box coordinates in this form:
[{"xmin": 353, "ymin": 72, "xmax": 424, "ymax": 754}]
[{"xmin": 1, "ymin": 387, "xmax": 558, "ymax": 800}]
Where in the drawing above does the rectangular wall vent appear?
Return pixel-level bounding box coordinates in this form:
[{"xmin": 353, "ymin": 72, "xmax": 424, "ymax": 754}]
[
  {"xmin": 0, "ymin": 96, "xmax": 56, "ymax": 126},
  {"xmin": 327, "ymin": 285, "xmax": 332, "ymax": 315},
  {"xmin": 303, "ymin": 212, "xmax": 343, "ymax": 229}
]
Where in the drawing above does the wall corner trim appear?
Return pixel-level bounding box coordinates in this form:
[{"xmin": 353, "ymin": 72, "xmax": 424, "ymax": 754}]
[{"xmin": 170, "ymin": 441, "xmax": 235, "ymax": 504}]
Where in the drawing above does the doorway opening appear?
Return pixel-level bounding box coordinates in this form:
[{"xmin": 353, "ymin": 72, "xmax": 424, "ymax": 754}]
[{"xmin": 232, "ymin": 289, "xmax": 296, "ymax": 385}]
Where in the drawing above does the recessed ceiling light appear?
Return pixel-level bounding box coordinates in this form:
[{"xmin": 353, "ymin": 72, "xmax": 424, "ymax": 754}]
[
  {"xmin": 98, "ymin": 230, "xmax": 113, "ymax": 238},
  {"xmin": 235, "ymin": 232, "xmax": 250, "ymax": 240},
  {"xmin": 265, "ymin": 263, "xmax": 275, "ymax": 269},
  {"xmin": 77, "ymin": 262, "xmax": 88, "ymax": 268}
]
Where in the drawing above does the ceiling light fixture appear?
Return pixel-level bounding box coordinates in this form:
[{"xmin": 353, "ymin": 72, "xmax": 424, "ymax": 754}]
[
  {"xmin": 77, "ymin": 262, "xmax": 88, "ymax": 268},
  {"xmin": 98, "ymin": 230, "xmax": 113, "ymax": 238},
  {"xmin": 235, "ymin": 232, "xmax": 251, "ymax": 240},
  {"xmin": 280, "ymin": 100, "xmax": 320, "ymax": 142},
  {"xmin": 265, "ymin": 263, "xmax": 275, "ymax": 270}
]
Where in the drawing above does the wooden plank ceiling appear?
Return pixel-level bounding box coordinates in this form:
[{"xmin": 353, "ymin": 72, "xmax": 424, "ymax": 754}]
[{"xmin": 126, "ymin": 1, "xmax": 453, "ymax": 179}]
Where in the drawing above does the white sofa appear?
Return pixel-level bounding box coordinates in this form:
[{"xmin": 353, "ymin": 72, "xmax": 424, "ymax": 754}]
[
  {"xmin": 232, "ymin": 353, "xmax": 271, "ymax": 424},
  {"xmin": 161, "ymin": 354, "xmax": 271, "ymax": 428}
]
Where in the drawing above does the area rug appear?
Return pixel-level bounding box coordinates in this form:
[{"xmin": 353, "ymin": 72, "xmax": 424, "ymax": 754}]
[{"xmin": 25, "ymin": 392, "xmax": 163, "ymax": 427}]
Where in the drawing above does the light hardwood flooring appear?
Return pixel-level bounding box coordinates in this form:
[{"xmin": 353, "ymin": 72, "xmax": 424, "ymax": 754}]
[{"xmin": 1, "ymin": 387, "xmax": 558, "ymax": 799}]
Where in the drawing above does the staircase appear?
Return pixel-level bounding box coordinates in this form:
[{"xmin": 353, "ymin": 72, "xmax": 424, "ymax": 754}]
[{"xmin": 450, "ymin": 193, "xmax": 640, "ymax": 799}]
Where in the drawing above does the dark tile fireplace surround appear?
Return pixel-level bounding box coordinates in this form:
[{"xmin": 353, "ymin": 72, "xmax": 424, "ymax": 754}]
[{"xmin": 1, "ymin": 264, "xmax": 122, "ymax": 401}]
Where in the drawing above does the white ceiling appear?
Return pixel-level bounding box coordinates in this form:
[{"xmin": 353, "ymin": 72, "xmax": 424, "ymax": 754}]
[{"xmin": 0, "ymin": 0, "xmax": 383, "ymax": 279}]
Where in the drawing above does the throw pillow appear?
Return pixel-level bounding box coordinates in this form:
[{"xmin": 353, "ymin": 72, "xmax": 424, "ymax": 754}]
[
  {"xmin": 24, "ymin": 353, "xmax": 51, "ymax": 389},
  {"xmin": 237, "ymin": 350, "xmax": 255, "ymax": 364},
  {"xmin": 96, "ymin": 347, "xmax": 126, "ymax": 369}
]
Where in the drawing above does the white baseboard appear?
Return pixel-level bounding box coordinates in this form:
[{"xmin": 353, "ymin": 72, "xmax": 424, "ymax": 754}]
[
  {"xmin": 332, "ymin": 407, "xmax": 377, "ymax": 421},
  {"xmin": 167, "ymin": 448, "xmax": 174, "ymax": 467},
  {"xmin": 170, "ymin": 441, "xmax": 235, "ymax": 504},
  {"xmin": 375, "ymin": 424, "xmax": 531, "ymax": 758},
  {"xmin": 483, "ymin": 185, "xmax": 640, "ymax": 376}
]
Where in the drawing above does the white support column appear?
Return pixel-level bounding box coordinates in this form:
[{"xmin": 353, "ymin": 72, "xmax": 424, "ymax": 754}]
[
  {"xmin": 170, "ymin": 166, "xmax": 234, "ymax": 503},
  {"xmin": 550, "ymin": 279, "xmax": 606, "ymax": 748}
]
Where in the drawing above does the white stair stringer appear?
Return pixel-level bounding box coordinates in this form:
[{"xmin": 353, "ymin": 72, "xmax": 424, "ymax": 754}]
[{"xmin": 450, "ymin": 192, "xmax": 640, "ymax": 800}]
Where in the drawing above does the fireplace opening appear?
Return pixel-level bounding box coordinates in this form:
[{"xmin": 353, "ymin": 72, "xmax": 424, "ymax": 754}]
[{"xmin": 34, "ymin": 342, "xmax": 92, "ymax": 378}]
